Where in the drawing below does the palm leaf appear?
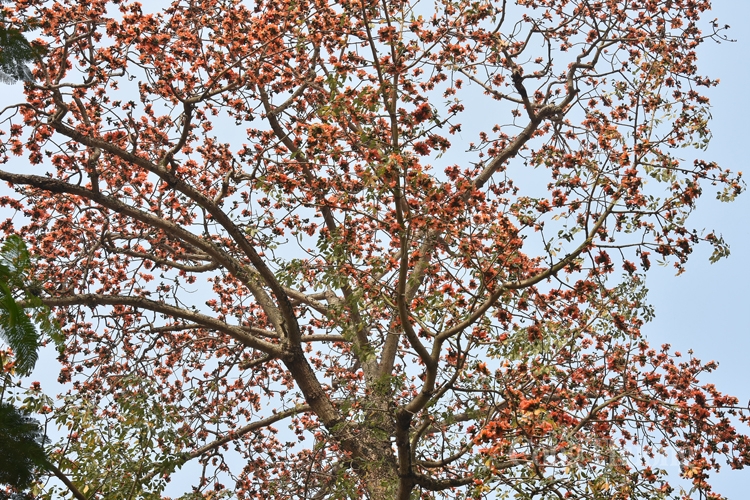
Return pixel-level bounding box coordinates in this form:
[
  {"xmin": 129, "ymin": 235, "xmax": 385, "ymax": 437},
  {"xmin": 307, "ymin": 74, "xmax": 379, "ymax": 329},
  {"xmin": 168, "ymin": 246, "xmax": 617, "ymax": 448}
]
[
  {"xmin": 0, "ymin": 402, "xmax": 47, "ymax": 490},
  {"xmin": 0, "ymin": 236, "xmax": 62, "ymax": 376},
  {"xmin": 0, "ymin": 1, "xmax": 45, "ymax": 84}
]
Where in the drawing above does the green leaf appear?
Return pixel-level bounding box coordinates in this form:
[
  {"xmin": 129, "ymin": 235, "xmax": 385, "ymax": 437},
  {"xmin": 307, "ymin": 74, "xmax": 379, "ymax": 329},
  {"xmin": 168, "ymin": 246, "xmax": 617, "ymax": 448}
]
[
  {"xmin": 0, "ymin": 236, "xmax": 63, "ymax": 375},
  {"xmin": 0, "ymin": 402, "xmax": 48, "ymax": 490},
  {"xmin": 0, "ymin": 2, "xmax": 47, "ymax": 84}
]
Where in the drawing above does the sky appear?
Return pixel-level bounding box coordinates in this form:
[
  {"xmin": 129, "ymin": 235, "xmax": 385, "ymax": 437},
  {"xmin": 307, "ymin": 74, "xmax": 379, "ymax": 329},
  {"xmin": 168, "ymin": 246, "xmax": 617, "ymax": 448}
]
[
  {"xmin": 1, "ymin": 0, "xmax": 749, "ymax": 498},
  {"xmin": 637, "ymin": 0, "xmax": 750, "ymax": 496}
]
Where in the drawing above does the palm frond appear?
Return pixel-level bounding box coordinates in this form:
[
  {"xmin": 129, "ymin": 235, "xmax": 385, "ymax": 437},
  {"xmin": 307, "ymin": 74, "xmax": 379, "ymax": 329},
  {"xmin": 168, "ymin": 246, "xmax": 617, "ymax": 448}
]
[
  {"xmin": 0, "ymin": 236, "xmax": 62, "ymax": 375},
  {"xmin": 0, "ymin": 402, "xmax": 47, "ymax": 490}
]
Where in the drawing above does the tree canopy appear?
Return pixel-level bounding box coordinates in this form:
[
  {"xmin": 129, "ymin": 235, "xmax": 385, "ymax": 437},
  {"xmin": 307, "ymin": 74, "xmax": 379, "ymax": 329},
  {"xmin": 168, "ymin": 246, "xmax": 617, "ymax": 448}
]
[{"xmin": 0, "ymin": 0, "xmax": 747, "ymax": 499}]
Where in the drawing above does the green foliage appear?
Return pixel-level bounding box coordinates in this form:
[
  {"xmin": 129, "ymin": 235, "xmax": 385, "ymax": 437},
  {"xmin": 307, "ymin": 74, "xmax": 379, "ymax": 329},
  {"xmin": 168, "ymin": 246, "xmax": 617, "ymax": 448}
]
[
  {"xmin": 0, "ymin": 235, "xmax": 64, "ymax": 497},
  {"xmin": 0, "ymin": 27, "xmax": 33, "ymax": 83},
  {"xmin": 0, "ymin": 402, "xmax": 47, "ymax": 491},
  {"xmin": 0, "ymin": 235, "xmax": 63, "ymax": 376},
  {"xmin": 0, "ymin": 492, "xmax": 34, "ymax": 500},
  {"xmin": 0, "ymin": 1, "xmax": 46, "ymax": 84},
  {"xmin": 37, "ymin": 375, "xmax": 190, "ymax": 500}
]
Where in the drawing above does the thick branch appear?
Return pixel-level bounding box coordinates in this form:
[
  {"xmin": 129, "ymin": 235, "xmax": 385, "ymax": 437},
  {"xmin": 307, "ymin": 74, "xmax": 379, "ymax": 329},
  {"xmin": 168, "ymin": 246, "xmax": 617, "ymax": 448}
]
[
  {"xmin": 111, "ymin": 247, "xmax": 220, "ymax": 273},
  {"xmin": 45, "ymin": 461, "xmax": 88, "ymax": 500},
  {"xmin": 412, "ymin": 472, "xmax": 474, "ymax": 491},
  {"xmin": 187, "ymin": 404, "xmax": 310, "ymax": 461},
  {"xmin": 44, "ymin": 114, "xmax": 300, "ymax": 345},
  {"xmin": 258, "ymin": 85, "xmax": 376, "ymax": 379},
  {"xmin": 139, "ymin": 404, "xmax": 311, "ymax": 485},
  {"xmin": 39, "ymin": 293, "xmax": 281, "ymax": 354},
  {"xmin": 0, "ymin": 170, "xmax": 286, "ymax": 341}
]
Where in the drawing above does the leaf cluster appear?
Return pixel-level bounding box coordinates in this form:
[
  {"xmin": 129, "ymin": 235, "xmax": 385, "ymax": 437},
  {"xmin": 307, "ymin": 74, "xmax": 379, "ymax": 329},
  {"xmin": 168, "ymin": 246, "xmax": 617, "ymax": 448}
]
[
  {"xmin": 0, "ymin": 1, "xmax": 45, "ymax": 84},
  {"xmin": 0, "ymin": 402, "xmax": 47, "ymax": 492},
  {"xmin": 0, "ymin": 235, "xmax": 62, "ymax": 376}
]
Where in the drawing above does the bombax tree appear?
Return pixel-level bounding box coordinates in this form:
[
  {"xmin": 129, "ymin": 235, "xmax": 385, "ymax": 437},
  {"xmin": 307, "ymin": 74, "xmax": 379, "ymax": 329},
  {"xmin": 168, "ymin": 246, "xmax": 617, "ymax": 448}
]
[{"xmin": 0, "ymin": 0, "xmax": 747, "ymax": 498}]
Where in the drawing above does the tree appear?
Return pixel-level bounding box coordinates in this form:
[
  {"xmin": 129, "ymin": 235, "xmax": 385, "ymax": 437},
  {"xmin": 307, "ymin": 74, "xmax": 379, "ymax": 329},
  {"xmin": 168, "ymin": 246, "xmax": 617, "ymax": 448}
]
[{"xmin": 0, "ymin": 0, "xmax": 747, "ymax": 498}]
